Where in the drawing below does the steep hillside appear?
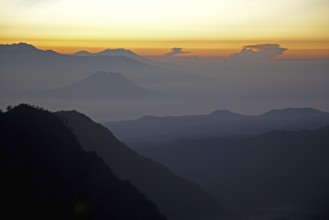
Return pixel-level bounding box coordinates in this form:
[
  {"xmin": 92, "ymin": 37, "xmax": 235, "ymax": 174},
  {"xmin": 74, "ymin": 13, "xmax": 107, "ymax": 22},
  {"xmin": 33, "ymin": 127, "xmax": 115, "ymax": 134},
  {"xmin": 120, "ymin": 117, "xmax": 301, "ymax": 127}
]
[
  {"xmin": 1, "ymin": 104, "xmax": 165, "ymax": 220},
  {"xmin": 57, "ymin": 110, "xmax": 224, "ymax": 220}
]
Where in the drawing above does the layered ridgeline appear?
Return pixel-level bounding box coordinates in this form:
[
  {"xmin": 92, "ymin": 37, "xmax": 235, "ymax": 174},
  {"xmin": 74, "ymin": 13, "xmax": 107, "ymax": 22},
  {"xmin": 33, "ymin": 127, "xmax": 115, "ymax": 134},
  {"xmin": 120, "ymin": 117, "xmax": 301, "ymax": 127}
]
[
  {"xmin": 0, "ymin": 43, "xmax": 199, "ymax": 85},
  {"xmin": 134, "ymin": 126, "xmax": 329, "ymax": 219},
  {"xmin": 1, "ymin": 104, "xmax": 165, "ymax": 220},
  {"xmin": 105, "ymin": 108, "xmax": 329, "ymax": 142},
  {"xmin": 57, "ymin": 110, "xmax": 224, "ymax": 220}
]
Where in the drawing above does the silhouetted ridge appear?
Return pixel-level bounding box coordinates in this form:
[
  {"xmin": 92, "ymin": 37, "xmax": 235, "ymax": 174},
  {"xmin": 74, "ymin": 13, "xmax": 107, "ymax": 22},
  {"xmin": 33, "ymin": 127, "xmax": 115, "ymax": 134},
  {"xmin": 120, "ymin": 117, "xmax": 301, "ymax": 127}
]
[
  {"xmin": 0, "ymin": 42, "xmax": 59, "ymax": 59},
  {"xmin": 1, "ymin": 104, "xmax": 165, "ymax": 220},
  {"xmin": 0, "ymin": 42, "xmax": 202, "ymax": 84},
  {"xmin": 57, "ymin": 110, "xmax": 225, "ymax": 220},
  {"xmin": 135, "ymin": 126, "xmax": 329, "ymax": 219},
  {"xmin": 0, "ymin": 42, "xmax": 37, "ymax": 51},
  {"xmin": 210, "ymin": 109, "xmax": 245, "ymax": 118},
  {"xmin": 105, "ymin": 107, "xmax": 329, "ymax": 141},
  {"xmin": 72, "ymin": 48, "xmax": 150, "ymax": 64},
  {"xmin": 73, "ymin": 50, "xmax": 93, "ymax": 56},
  {"xmin": 260, "ymin": 107, "xmax": 329, "ymax": 119},
  {"xmin": 98, "ymin": 48, "xmax": 142, "ymax": 57}
]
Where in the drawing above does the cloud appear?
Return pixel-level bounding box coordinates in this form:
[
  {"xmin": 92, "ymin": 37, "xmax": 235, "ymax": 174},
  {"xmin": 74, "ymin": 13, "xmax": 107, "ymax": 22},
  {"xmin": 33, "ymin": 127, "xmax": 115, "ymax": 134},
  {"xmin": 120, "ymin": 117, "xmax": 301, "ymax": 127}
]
[
  {"xmin": 19, "ymin": 0, "xmax": 57, "ymax": 6},
  {"xmin": 230, "ymin": 44, "xmax": 287, "ymax": 61},
  {"xmin": 163, "ymin": 48, "xmax": 190, "ymax": 57}
]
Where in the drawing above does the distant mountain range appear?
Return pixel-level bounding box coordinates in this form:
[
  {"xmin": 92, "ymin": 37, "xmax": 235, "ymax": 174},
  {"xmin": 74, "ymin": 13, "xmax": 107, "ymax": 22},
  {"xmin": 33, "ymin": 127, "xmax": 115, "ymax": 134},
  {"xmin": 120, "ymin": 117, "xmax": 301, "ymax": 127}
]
[
  {"xmin": 0, "ymin": 42, "xmax": 61, "ymax": 62},
  {"xmin": 73, "ymin": 48, "xmax": 152, "ymax": 64},
  {"xmin": 134, "ymin": 126, "xmax": 329, "ymax": 219},
  {"xmin": 0, "ymin": 43, "xmax": 201, "ymax": 87},
  {"xmin": 105, "ymin": 108, "xmax": 329, "ymax": 142},
  {"xmin": 43, "ymin": 71, "xmax": 166, "ymax": 99},
  {"xmin": 57, "ymin": 110, "xmax": 225, "ymax": 220},
  {"xmin": 1, "ymin": 104, "xmax": 165, "ymax": 220}
]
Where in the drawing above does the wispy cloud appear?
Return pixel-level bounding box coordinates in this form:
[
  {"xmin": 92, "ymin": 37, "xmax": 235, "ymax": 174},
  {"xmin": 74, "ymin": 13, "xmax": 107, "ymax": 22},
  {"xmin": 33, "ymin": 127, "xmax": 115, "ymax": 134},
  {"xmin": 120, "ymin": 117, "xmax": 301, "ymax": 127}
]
[
  {"xmin": 163, "ymin": 48, "xmax": 190, "ymax": 57},
  {"xmin": 16, "ymin": 0, "xmax": 58, "ymax": 7},
  {"xmin": 230, "ymin": 44, "xmax": 287, "ymax": 62}
]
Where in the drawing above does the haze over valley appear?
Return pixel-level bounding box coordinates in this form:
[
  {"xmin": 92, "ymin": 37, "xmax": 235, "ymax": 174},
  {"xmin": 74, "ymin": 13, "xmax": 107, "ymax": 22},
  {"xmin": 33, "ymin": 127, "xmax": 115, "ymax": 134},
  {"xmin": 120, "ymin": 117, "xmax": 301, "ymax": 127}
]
[
  {"xmin": 1, "ymin": 0, "xmax": 329, "ymax": 219},
  {"xmin": 1, "ymin": 43, "xmax": 328, "ymax": 121}
]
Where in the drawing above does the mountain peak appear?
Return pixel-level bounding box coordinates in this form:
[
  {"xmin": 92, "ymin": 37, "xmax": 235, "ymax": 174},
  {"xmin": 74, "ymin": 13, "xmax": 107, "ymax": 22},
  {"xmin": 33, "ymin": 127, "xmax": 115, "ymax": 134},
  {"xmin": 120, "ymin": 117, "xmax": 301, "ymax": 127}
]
[
  {"xmin": 93, "ymin": 71, "xmax": 123, "ymax": 77},
  {"xmin": 73, "ymin": 48, "xmax": 140, "ymax": 57},
  {"xmin": 71, "ymin": 48, "xmax": 151, "ymax": 63},
  {"xmin": 72, "ymin": 50, "xmax": 92, "ymax": 56},
  {"xmin": 0, "ymin": 42, "xmax": 59, "ymax": 57},
  {"xmin": 102, "ymin": 48, "xmax": 131, "ymax": 53},
  {"xmin": 46, "ymin": 71, "xmax": 164, "ymax": 99},
  {"xmin": 13, "ymin": 42, "xmax": 36, "ymax": 48},
  {"xmin": 210, "ymin": 109, "xmax": 241, "ymax": 117},
  {"xmin": 260, "ymin": 107, "xmax": 328, "ymax": 119},
  {"xmin": 87, "ymin": 71, "xmax": 131, "ymax": 84},
  {"xmin": 98, "ymin": 48, "xmax": 137, "ymax": 55},
  {"xmin": 0, "ymin": 42, "xmax": 37, "ymax": 51}
]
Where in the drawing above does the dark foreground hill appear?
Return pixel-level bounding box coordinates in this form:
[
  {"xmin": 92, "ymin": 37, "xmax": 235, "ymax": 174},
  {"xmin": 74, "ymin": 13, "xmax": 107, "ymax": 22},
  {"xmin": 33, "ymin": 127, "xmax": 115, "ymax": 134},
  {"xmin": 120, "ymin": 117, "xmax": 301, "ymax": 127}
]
[
  {"xmin": 134, "ymin": 127, "xmax": 329, "ymax": 219},
  {"xmin": 0, "ymin": 104, "xmax": 165, "ymax": 220},
  {"xmin": 57, "ymin": 110, "xmax": 224, "ymax": 220}
]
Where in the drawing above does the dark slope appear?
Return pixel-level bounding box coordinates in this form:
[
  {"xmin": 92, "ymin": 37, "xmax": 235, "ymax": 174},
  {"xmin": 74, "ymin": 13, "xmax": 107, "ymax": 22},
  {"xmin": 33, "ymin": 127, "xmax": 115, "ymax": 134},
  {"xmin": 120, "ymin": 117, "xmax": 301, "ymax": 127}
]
[
  {"xmin": 45, "ymin": 71, "xmax": 165, "ymax": 99},
  {"xmin": 135, "ymin": 127, "xmax": 329, "ymax": 219},
  {"xmin": 57, "ymin": 110, "xmax": 224, "ymax": 220},
  {"xmin": 0, "ymin": 104, "xmax": 165, "ymax": 220},
  {"xmin": 105, "ymin": 108, "xmax": 329, "ymax": 142}
]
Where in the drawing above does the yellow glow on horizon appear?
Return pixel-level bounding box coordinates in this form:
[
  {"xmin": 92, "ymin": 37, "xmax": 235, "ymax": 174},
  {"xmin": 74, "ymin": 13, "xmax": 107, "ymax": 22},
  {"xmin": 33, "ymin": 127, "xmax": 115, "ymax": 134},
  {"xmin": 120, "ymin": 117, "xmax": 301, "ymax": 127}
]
[{"xmin": 1, "ymin": 0, "xmax": 329, "ymax": 57}]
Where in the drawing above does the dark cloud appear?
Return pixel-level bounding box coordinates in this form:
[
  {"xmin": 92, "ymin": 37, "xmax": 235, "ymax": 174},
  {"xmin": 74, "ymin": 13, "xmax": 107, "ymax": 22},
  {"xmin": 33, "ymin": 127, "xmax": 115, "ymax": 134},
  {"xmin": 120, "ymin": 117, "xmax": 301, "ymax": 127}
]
[
  {"xmin": 164, "ymin": 48, "xmax": 190, "ymax": 57},
  {"xmin": 231, "ymin": 44, "xmax": 287, "ymax": 61}
]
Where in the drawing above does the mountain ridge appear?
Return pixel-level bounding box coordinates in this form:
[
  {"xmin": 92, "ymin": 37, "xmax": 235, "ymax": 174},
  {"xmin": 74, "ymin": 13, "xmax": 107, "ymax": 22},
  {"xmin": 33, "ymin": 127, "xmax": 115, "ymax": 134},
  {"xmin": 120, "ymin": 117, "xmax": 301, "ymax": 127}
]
[
  {"xmin": 105, "ymin": 107, "xmax": 329, "ymax": 141},
  {"xmin": 0, "ymin": 42, "xmax": 201, "ymax": 85},
  {"xmin": 73, "ymin": 48, "xmax": 150, "ymax": 64},
  {"xmin": 134, "ymin": 125, "xmax": 329, "ymax": 219},
  {"xmin": 1, "ymin": 104, "xmax": 166, "ymax": 220},
  {"xmin": 57, "ymin": 110, "xmax": 225, "ymax": 220},
  {"xmin": 259, "ymin": 107, "xmax": 329, "ymax": 119}
]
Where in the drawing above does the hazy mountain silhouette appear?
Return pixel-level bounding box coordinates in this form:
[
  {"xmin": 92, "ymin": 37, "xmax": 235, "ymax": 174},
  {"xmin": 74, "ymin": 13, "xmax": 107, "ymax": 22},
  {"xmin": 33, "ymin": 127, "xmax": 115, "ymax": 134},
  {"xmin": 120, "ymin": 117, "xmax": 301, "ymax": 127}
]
[
  {"xmin": 135, "ymin": 126, "xmax": 329, "ymax": 219},
  {"xmin": 105, "ymin": 108, "xmax": 329, "ymax": 142},
  {"xmin": 259, "ymin": 107, "xmax": 327, "ymax": 119},
  {"xmin": 43, "ymin": 71, "xmax": 165, "ymax": 99},
  {"xmin": 0, "ymin": 42, "xmax": 61, "ymax": 62},
  {"xmin": 57, "ymin": 110, "xmax": 225, "ymax": 220},
  {"xmin": 0, "ymin": 43, "xmax": 201, "ymax": 85},
  {"xmin": 1, "ymin": 104, "xmax": 165, "ymax": 220},
  {"xmin": 73, "ymin": 48, "xmax": 152, "ymax": 64},
  {"xmin": 72, "ymin": 50, "xmax": 93, "ymax": 56}
]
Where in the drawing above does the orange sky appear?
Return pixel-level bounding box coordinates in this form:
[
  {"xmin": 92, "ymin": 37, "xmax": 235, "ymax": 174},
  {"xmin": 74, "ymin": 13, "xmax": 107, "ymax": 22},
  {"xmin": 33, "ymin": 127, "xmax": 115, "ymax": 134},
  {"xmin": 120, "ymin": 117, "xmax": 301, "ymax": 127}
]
[
  {"xmin": 1, "ymin": 39, "xmax": 326, "ymax": 58},
  {"xmin": 1, "ymin": 0, "xmax": 329, "ymax": 58}
]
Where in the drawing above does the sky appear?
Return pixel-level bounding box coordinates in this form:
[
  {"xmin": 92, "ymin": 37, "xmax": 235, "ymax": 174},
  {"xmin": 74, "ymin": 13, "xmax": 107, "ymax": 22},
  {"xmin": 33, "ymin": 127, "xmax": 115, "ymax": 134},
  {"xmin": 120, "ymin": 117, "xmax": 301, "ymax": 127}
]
[{"xmin": 0, "ymin": 0, "xmax": 329, "ymax": 57}]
